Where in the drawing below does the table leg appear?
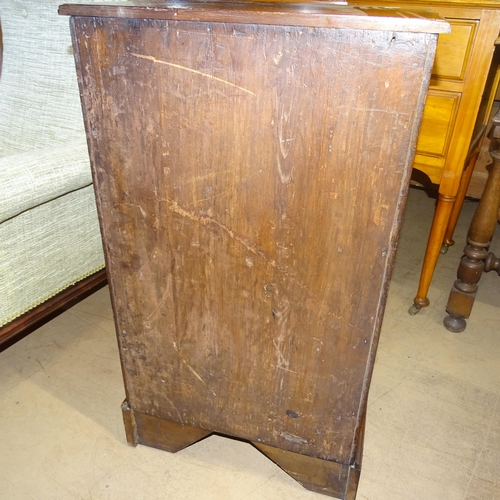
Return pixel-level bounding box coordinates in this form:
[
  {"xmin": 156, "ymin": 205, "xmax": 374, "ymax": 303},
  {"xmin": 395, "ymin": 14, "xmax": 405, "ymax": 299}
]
[
  {"xmin": 444, "ymin": 151, "xmax": 500, "ymax": 331},
  {"xmin": 409, "ymin": 192, "xmax": 456, "ymax": 315},
  {"xmin": 441, "ymin": 151, "xmax": 479, "ymax": 254}
]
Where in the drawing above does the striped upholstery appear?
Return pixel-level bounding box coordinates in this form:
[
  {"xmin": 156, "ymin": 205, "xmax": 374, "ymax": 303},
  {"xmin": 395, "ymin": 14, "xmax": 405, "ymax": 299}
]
[{"xmin": 0, "ymin": 0, "xmax": 106, "ymax": 326}]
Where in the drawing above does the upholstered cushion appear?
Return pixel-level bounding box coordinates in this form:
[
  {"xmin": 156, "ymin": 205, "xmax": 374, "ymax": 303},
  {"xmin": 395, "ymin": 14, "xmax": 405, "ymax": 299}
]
[
  {"xmin": 0, "ymin": 0, "xmax": 111, "ymax": 327},
  {"xmin": 0, "ymin": 0, "xmax": 85, "ymax": 156},
  {"xmin": 0, "ymin": 139, "xmax": 92, "ymax": 222},
  {"xmin": 0, "ymin": 185, "xmax": 105, "ymax": 327}
]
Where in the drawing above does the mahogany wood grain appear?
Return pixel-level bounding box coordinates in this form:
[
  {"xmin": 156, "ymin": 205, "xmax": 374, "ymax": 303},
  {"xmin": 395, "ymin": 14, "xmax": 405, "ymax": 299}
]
[
  {"xmin": 59, "ymin": 1, "xmax": 449, "ymax": 32},
  {"xmin": 63, "ymin": 3, "xmax": 445, "ymax": 497}
]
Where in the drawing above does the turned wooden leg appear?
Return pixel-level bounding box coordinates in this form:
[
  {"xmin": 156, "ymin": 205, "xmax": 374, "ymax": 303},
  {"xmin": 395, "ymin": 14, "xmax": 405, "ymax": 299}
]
[
  {"xmin": 121, "ymin": 400, "xmax": 212, "ymax": 452},
  {"xmin": 444, "ymin": 150, "xmax": 500, "ymax": 332},
  {"xmin": 441, "ymin": 151, "xmax": 479, "ymax": 254},
  {"xmin": 409, "ymin": 193, "xmax": 456, "ymax": 315}
]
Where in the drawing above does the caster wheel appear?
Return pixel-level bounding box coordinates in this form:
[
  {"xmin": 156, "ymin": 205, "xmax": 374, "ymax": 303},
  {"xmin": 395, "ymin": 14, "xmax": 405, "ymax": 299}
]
[{"xmin": 408, "ymin": 303, "xmax": 421, "ymax": 316}]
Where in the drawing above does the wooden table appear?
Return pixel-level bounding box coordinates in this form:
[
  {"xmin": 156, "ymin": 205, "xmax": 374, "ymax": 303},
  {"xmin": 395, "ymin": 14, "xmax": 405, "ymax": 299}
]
[
  {"xmin": 60, "ymin": 2, "xmax": 448, "ymax": 498},
  {"xmin": 350, "ymin": 0, "xmax": 500, "ymax": 314},
  {"xmin": 444, "ymin": 109, "xmax": 500, "ymax": 332}
]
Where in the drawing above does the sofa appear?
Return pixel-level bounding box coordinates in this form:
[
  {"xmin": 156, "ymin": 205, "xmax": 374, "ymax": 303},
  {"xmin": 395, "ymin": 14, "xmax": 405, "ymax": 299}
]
[{"xmin": 0, "ymin": 0, "xmax": 106, "ymax": 344}]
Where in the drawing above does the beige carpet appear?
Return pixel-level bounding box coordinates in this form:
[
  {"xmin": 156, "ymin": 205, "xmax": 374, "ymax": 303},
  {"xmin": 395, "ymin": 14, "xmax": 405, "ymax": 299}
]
[{"xmin": 1, "ymin": 186, "xmax": 499, "ymax": 500}]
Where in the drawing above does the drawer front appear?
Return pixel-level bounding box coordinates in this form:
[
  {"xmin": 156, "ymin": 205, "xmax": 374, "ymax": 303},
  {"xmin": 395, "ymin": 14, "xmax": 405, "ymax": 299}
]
[
  {"xmin": 416, "ymin": 90, "xmax": 461, "ymax": 163},
  {"xmin": 432, "ymin": 19, "xmax": 477, "ymax": 82}
]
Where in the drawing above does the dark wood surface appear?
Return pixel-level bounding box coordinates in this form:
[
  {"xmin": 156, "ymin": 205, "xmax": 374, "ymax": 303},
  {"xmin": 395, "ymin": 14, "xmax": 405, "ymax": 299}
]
[
  {"xmin": 59, "ymin": 1, "xmax": 450, "ymax": 33},
  {"xmin": 122, "ymin": 400, "xmax": 213, "ymax": 452},
  {"xmin": 0, "ymin": 269, "xmax": 107, "ymax": 350},
  {"xmin": 444, "ymin": 112, "xmax": 500, "ymax": 332},
  {"xmin": 64, "ymin": 2, "xmax": 444, "ymax": 497}
]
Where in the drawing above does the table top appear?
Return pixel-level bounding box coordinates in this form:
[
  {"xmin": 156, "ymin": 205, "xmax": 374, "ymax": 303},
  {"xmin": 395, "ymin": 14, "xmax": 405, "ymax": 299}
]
[{"xmin": 59, "ymin": 0, "xmax": 450, "ymax": 33}]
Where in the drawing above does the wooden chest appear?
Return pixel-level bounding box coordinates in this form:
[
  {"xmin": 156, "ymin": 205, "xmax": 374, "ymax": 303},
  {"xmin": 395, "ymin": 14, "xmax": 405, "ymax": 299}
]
[{"xmin": 60, "ymin": 2, "xmax": 448, "ymax": 498}]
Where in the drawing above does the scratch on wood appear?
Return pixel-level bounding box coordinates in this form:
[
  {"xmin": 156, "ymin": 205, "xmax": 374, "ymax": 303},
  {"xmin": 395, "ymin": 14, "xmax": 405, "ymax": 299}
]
[
  {"xmin": 146, "ymin": 285, "xmax": 171, "ymax": 321},
  {"xmin": 276, "ymin": 98, "xmax": 294, "ymax": 184},
  {"xmin": 273, "ymin": 339, "xmax": 290, "ymax": 370},
  {"xmin": 164, "ymin": 197, "xmax": 310, "ymax": 293},
  {"xmin": 350, "ymin": 106, "xmax": 409, "ymax": 121},
  {"xmin": 166, "ymin": 196, "xmax": 276, "ymax": 266},
  {"xmin": 280, "ymin": 432, "xmax": 309, "ymax": 445},
  {"xmin": 276, "ymin": 154, "xmax": 292, "ymax": 185},
  {"xmin": 173, "ymin": 342, "xmax": 216, "ymax": 396},
  {"xmin": 131, "ymin": 53, "xmax": 256, "ymax": 96},
  {"xmin": 332, "ymin": 313, "xmax": 362, "ymax": 331},
  {"xmin": 373, "ymin": 203, "xmax": 390, "ymax": 226},
  {"xmin": 274, "ymin": 365, "xmax": 299, "ymax": 375},
  {"xmin": 164, "ymin": 394, "xmax": 184, "ymax": 426},
  {"xmin": 185, "ymin": 188, "xmax": 231, "ymax": 208},
  {"xmin": 182, "ymin": 359, "xmax": 204, "ymax": 383},
  {"xmin": 122, "ymin": 202, "xmax": 147, "ymax": 218},
  {"xmin": 174, "ymin": 169, "xmax": 233, "ymax": 186}
]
